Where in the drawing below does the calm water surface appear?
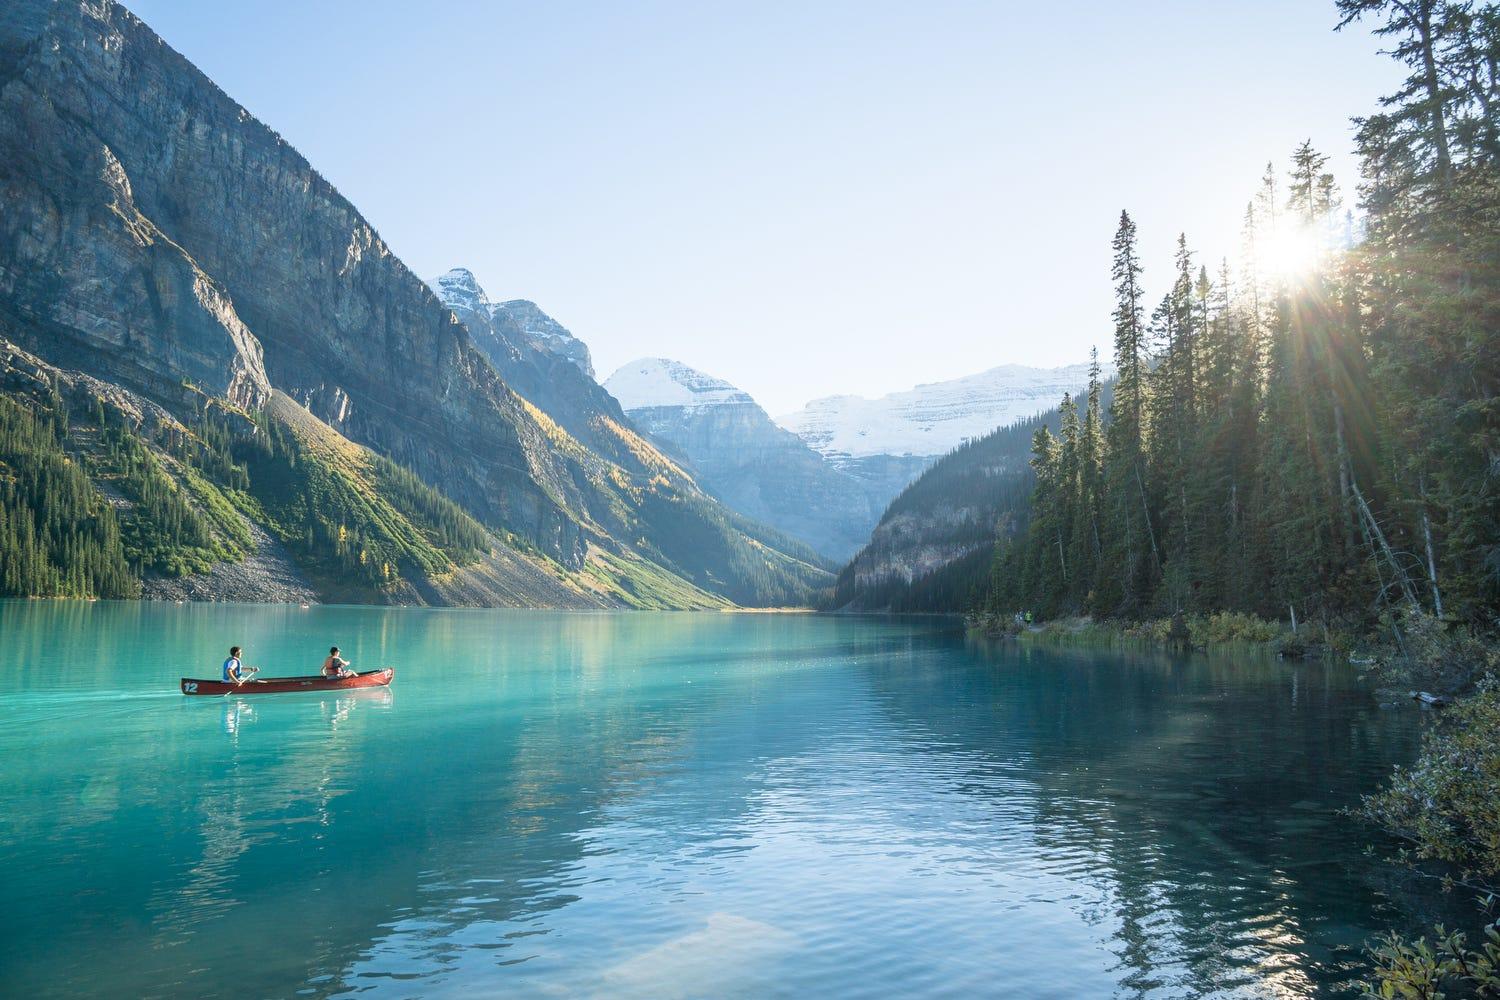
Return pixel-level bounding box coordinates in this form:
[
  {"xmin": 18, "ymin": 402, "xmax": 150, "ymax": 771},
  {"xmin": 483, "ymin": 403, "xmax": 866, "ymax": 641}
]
[{"xmin": 0, "ymin": 602, "xmax": 1451, "ymax": 998}]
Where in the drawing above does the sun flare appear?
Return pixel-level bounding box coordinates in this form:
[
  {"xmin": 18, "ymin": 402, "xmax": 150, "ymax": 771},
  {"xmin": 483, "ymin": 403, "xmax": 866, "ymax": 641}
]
[{"xmin": 1259, "ymin": 224, "xmax": 1323, "ymax": 280}]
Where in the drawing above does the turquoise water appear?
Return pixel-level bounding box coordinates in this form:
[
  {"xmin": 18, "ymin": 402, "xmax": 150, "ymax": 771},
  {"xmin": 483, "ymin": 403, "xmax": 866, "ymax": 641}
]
[{"xmin": 0, "ymin": 601, "xmax": 1451, "ymax": 998}]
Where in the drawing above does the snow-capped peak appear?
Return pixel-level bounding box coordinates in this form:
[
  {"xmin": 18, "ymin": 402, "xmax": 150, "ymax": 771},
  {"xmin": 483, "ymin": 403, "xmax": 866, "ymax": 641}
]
[
  {"xmin": 604, "ymin": 358, "xmax": 754, "ymax": 413},
  {"xmin": 428, "ymin": 267, "xmax": 491, "ymax": 316}
]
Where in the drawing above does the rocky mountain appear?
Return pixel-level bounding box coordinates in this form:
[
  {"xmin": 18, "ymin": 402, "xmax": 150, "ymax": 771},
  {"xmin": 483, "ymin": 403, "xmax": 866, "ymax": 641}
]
[
  {"xmin": 777, "ymin": 362, "xmax": 1098, "ymax": 473},
  {"xmin": 604, "ymin": 358, "xmax": 886, "ymax": 561},
  {"xmin": 0, "ymin": 0, "xmax": 830, "ymax": 608},
  {"xmin": 426, "ymin": 268, "xmax": 641, "ymax": 463},
  {"xmin": 494, "ymin": 299, "xmax": 595, "ymax": 380},
  {"xmin": 429, "ymin": 269, "xmax": 595, "ymax": 379}
]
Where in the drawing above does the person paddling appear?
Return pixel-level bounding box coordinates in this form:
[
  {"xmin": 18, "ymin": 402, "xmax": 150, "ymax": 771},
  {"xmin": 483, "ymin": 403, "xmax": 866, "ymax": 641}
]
[
  {"xmin": 223, "ymin": 646, "xmax": 258, "ymax": 686},
  {"xmin": 321, "ymin": 646, "xmax": 353, "ymax": 679}
]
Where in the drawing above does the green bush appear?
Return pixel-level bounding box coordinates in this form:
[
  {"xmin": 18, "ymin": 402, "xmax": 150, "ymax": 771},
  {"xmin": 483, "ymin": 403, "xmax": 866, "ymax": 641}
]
[
  {"xmin": 1193, "ymin": 611, "xmax": 1282, "ymax": 645},
  {"xmin": 1361, "ymin": 898, "xmax": 1500, "ymax": 999}
]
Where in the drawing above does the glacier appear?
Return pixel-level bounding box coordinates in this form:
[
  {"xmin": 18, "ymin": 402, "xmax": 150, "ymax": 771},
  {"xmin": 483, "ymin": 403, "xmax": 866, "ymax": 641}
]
[{"xmin": 775, "ymin": 362, "xmax": 1101, "ymax": 462}]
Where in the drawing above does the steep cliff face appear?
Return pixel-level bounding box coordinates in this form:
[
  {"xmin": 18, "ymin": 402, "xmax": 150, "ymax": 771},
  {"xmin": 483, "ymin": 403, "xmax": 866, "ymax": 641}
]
[
  {"xmin": 0, "ymin": 107, "xmax": 272, "ymax": 415},
  {"xmin": 0, "ymin": 0, "xmax": 830, "ymax": 607},
  {"xmin": 604, "ymin": 358, "xmax": 887, "ymax": 561}
]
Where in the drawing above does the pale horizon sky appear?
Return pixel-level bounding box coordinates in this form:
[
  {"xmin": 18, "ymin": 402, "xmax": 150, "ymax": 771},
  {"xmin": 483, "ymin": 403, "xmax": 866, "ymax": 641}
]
[{"xmin": 128, "ymin": 1, "xmax": 1401, "ymax": 415}]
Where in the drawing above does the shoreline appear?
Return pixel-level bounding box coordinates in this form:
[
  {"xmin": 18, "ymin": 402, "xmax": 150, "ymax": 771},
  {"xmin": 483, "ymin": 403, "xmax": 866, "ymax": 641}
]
[{"xmin": 967, "ymin": 612, "xmax": 1346, "ymax": 660}]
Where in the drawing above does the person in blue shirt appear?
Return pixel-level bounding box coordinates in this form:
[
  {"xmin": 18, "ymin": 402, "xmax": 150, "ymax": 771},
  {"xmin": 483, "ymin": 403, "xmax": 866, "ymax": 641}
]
[{"xmin": 222, "ymin": 646, "xmax": 258, "ymax": 686}]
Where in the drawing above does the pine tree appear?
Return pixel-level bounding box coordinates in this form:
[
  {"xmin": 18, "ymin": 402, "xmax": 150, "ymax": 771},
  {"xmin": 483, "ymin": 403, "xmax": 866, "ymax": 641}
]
[
  {"xmin": 1098, "ymin": 211, "xmax": 1159, "ymax": 615},
  {"xmin": 1024, "ymin": 423, "xmax": 1066, "ymax": 612},
  {"xmin": 1071, "ymin": 349, "xmax": 1106, "ymax": 607},
  {"xmin": 1337, "ymin": 0, "xmax": 1460, "ymax": 195}
]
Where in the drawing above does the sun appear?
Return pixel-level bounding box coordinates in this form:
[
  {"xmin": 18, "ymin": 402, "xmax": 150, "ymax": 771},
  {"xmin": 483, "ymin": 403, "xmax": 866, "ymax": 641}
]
[{"xmin": 1259, "ymin": 224, "xmax": 1323, "ymax": 281}]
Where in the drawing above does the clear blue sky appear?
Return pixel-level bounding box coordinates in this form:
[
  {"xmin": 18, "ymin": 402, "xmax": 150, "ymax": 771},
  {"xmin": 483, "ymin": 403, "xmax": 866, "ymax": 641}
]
[{"xmin": 128, "ymin": 0, "xmax": 1399, "ymax": 415}]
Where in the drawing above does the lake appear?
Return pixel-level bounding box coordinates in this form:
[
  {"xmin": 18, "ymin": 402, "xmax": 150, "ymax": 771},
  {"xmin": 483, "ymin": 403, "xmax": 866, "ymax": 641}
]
[{"xmin": 0, "ymin": 601, "xmax": 1453, "ymax": 998}]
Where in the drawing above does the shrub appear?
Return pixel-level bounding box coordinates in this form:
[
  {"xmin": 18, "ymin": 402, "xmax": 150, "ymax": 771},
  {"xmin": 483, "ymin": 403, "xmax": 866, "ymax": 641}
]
[
  {"xmin": 1372, "ymin": 609, "xmax": 1500, "ymax": 698},
  {"xmin": 1193, "ymin": 611, "xmax": 1282, "ymax": 645},
  {"xmin": 1361, "ymin": 898, "xmax": 1500, "ymax": 999},
  {"xmin": 1361, "ymin": 688, "xmax": 1500, "ymax": 887}
]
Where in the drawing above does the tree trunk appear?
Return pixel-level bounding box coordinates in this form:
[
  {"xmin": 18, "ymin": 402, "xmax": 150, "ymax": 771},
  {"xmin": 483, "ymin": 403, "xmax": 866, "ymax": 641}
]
[
  {"xmin": 1421, "ymin": 508, "xmax": 1443, "ymax": 617},
  {"xmin": 1417, "ymin": 2, "xmax": 1454, "ymax": 180},
  {"xmin": 1333, "ymin": 401, "xmax": 1358, "ymax": 555},
  {"xmin": 1352, "ymin": 481, "xmax": 1419, "ymax": 608},
  {"xmin": 1135, "ymin": 461, "xmax": 1162, "ymax": 573},
  {"xmin": 1418, "ymin": 473, "xmax": 1443, "ymax": 617}
]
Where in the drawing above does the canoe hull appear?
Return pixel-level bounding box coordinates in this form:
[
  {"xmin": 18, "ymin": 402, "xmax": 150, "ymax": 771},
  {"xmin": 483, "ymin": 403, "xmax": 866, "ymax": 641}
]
[{"xmin": 180, "ymin": 668, "xmax": 394, "ymax": 696}]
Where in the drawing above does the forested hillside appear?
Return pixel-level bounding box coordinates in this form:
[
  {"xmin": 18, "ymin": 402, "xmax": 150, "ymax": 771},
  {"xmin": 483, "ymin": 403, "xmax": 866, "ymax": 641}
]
[
  {"xmin": 0, "ymin": 390, "xmax": 136, "ymax": 599},
  {"xmin": 0, "ymin": 353, "xmax": 501, "ymax": 604},
  {"xmin": 981, "ymin": 3, "xmax": 1498, "ymax": 640}
]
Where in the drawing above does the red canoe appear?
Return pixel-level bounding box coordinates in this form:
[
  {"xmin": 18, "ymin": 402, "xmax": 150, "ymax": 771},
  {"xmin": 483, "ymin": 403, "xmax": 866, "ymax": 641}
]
[{"xmin": 180, "ymin": 668, "xmax": 394, "ymax": 696}]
